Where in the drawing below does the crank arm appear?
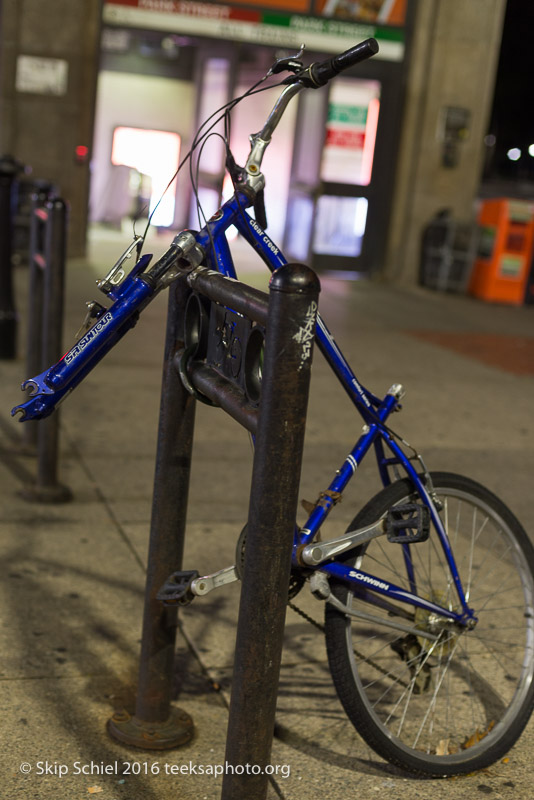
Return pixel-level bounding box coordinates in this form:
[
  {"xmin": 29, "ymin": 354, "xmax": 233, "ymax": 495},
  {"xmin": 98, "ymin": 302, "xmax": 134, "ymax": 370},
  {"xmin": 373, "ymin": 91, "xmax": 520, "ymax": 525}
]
[
  {"xmin": 190, "ymin": 565, "xmax": 239, "ymax": 596},
  {"xmin": 300, "ymin": 518, "xmax": 386, "ymax": 565}
]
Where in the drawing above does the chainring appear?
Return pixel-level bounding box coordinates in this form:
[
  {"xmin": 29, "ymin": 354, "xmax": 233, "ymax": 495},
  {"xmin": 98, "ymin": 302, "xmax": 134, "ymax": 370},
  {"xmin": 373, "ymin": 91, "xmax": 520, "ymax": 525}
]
[{"xmin": 235, "ymin": 524, "xmax": 305, "ymax": 600}]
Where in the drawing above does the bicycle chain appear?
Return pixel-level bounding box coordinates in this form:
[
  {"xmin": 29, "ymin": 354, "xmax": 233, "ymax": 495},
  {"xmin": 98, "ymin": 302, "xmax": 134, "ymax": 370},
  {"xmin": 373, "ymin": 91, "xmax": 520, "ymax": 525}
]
[
  {"xmin": 287, "ymin": 599, "xmax": 326, "ymax": 633},
  {"xmin": 287, "ymin": 599, "xmax": 409, "ymax": 688}
]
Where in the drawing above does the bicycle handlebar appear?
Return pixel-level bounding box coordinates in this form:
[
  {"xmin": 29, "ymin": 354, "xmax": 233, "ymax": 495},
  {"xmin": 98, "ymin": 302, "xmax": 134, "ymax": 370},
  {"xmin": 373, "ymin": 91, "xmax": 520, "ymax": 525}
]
[
  {"xmin": 246, "ymin": 38, "xmax": 379, "ymax": 191},
  {"xmin": 308, "ymin": 38, "xmax": 379, "ymax": 86}
]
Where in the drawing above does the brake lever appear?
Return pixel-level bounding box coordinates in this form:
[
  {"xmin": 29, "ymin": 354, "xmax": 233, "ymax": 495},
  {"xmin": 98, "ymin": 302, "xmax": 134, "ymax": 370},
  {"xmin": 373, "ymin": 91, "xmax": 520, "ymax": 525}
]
[{"xmin": 267, "ymin": 44, "xmax": 305, "ymax": 76}]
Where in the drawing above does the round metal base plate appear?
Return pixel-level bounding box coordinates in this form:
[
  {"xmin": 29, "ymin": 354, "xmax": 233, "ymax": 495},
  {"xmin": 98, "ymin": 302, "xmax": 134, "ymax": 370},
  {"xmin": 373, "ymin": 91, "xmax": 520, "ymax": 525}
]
[{"xmin": 107, "ymin": 707, "xmax": 194, "ymax": 750}]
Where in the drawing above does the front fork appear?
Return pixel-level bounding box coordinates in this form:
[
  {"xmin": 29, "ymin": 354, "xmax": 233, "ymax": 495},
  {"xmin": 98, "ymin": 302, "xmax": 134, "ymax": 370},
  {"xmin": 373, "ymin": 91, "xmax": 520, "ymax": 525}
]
[
  {"xmin": 11, "ymin": 232, "xmax": 204, "ymax": 422},
  {"xmin": 12, "ymin": 265, "xmax": 158, "ymax": 421}
]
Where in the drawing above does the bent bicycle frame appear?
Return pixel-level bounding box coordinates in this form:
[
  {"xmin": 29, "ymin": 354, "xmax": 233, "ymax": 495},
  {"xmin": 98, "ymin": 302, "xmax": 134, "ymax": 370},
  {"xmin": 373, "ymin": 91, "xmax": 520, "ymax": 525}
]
[
  {"xmin": 12, "ymin": 188, "xmax": 476, "ymax": 630},
  {"xmin": 198, "ymin": 191, "xmax": 476, "ymax": 629}
]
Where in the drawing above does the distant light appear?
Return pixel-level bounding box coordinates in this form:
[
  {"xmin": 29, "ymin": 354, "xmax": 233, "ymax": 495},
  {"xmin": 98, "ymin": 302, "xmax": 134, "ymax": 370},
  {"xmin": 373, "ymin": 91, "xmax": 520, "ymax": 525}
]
[
  {"xmin": 75, "ymin": 145, "xmax": 89, "ymax": 162},
  {"xmin": 484, "ymin": 134, "xmax": 496, "ymax": 146},
  {"xmin": 529, "ymin": 144, "xmax": 534, "ymax": 157},
  {"xmin": 507, "ymin": 147, "xmax": 521, "ymax": 161}
]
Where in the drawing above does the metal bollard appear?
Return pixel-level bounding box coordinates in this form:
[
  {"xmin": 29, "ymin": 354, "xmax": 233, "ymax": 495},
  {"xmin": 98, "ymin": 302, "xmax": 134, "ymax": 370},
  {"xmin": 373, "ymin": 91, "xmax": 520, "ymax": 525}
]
[
  {"xmin": 0, "ymin": 155, "xmax": 24, "ymax": 359},
  {"xmin": 108, "ymin": 276, "xmax": 195, "ymax": 747},
  {"xmin": 20, "ymin": 196, "xmax": 72, "ymax": 503},
  {"xmin": 221, "ymin": 263, "xmax": 319, "ymax": 800},
  {"xmin": 22, "ymin": 188, "xmax": 58, "ymax": 453}
]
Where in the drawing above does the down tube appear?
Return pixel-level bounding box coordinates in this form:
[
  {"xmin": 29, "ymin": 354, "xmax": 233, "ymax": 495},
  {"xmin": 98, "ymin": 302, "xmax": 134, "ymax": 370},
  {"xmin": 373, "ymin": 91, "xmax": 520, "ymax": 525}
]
[{"xmin": 234, "ymin": 212, "xmax": 380, "ymax": 413}]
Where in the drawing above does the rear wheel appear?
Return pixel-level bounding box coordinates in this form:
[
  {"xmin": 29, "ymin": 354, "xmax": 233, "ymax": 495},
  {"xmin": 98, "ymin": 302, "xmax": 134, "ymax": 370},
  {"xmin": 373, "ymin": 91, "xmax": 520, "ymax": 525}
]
[{"xmin": 324, "ymin": 472, "xmax": 534, "ymax": 776}]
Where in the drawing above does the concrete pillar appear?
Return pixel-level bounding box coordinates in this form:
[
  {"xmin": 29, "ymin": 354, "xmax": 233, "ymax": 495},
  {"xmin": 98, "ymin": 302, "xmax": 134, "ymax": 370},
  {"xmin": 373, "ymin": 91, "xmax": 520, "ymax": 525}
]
[
  {"xmin": 384, "ymin": 0, "xmax": 506, "ymax": 284},
  {"xmin": 0, "ymin": 0, "xmax": 103, "ymax": 257}
]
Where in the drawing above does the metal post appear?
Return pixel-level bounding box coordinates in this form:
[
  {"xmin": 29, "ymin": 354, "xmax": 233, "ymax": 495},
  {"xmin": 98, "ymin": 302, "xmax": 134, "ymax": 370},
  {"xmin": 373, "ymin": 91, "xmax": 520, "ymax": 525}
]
[
  {"xmin": 22, "ymin": 190, "xmax": 55, "ymax": 453},
  {"xmin": 108, "ymin": 276, "xmax": 195, "ymax": 748},
  {"xmin": 21, "ymin": 198, "xmax": 72, "ymax": 502},
  {"xmin": 221, "ymin": 263, "xmax": 320, "ymax": 800},
  {"xmin": 0, "ymin": 155, "xmax": 22, "ymax": 359},
  {"xmin": 37, "ymin": 199, "xmax": 71, "ymax": 501}
]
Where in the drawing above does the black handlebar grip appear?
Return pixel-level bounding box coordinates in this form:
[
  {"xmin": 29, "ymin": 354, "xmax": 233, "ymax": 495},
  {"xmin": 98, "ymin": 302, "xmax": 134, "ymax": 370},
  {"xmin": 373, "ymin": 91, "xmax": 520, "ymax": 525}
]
[{"xmin": 310, "ymin": 38, "xmax": 379, "ymax": 86}]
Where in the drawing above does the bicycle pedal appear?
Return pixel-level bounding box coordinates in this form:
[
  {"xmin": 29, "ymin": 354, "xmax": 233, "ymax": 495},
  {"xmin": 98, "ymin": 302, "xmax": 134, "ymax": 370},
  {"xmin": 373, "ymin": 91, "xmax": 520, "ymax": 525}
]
[
  {"xmin": 386, "ymin": 503, "xmax": 430, "ymax": 544},
  {"xmin": 157, "ymin": 570, "xmax": 199, "ymax": 606}
]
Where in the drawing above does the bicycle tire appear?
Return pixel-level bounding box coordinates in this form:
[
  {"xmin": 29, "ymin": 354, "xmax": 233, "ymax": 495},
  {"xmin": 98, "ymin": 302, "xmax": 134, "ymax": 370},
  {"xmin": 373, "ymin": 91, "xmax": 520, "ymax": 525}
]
[{"xmin": 324, "ymin": 472, "xmax": 534, "ymax": 776}]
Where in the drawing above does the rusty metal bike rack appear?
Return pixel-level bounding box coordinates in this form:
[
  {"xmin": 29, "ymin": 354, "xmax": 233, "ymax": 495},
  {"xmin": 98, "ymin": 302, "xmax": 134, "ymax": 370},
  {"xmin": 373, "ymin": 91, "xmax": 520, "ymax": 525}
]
[
  {"xmin": 20, "ymin": 192, "xmax": 72, "ymax": 503},
  {"xmin": 108, "ymin": 261, "xmax": 319, "ymax": 800}
]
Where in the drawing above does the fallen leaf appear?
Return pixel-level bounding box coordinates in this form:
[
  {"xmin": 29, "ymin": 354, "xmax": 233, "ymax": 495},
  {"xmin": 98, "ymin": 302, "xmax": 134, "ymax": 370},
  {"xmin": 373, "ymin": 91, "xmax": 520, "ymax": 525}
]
[{"xmin": 462, "ymin": 721, "xmax": 495, "ymax": 749}]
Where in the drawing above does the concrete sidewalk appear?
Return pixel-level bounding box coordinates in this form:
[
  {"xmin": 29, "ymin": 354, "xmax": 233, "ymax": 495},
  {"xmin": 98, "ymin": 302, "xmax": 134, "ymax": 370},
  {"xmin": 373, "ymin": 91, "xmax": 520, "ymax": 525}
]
[{"xmin": 1, "ymin": 226, "xmax": 533, "ymax": 799}]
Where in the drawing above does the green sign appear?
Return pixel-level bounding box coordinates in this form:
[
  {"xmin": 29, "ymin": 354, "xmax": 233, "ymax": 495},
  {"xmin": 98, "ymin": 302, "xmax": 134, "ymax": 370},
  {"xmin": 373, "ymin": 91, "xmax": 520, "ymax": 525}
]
[{"xmin": 328, "ymin": 104, "xmax": 367, "ymax": 125}]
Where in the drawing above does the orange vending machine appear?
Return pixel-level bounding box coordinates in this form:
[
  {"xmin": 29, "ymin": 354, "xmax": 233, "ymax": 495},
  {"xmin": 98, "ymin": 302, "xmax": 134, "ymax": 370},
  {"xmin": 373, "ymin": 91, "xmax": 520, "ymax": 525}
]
[{"xmin": 469, "ymin": 198, "xmax": 534, "ymax": 304}]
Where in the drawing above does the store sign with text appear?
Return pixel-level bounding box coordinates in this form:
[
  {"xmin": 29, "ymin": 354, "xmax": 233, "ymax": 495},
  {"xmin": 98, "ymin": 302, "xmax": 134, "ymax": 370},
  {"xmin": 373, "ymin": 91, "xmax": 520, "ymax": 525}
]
[{"xmin": 103, "ymin": 0, "xmax": 405, "ymax": 59}]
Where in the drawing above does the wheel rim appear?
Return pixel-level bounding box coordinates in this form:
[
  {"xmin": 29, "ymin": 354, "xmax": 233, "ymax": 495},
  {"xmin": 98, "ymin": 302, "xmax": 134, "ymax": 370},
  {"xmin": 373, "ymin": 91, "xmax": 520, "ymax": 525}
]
[{"xmin": 343, "ymin": 484, "xmax": 534, "ymax": 766}]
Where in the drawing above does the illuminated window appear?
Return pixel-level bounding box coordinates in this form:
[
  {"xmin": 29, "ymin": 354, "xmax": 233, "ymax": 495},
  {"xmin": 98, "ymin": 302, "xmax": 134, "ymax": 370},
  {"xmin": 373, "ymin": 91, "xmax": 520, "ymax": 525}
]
[{"xmin": 111, "ymin": 127, "xmax": 181, "ymax": 227}]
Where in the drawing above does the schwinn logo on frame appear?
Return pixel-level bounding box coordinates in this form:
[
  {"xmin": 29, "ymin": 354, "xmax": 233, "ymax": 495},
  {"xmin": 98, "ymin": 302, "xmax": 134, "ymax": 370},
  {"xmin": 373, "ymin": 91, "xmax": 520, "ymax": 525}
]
[
  {"xmin": 349, "ymin": 570, "xmax": 390, "ymax": 591},
  {"xmin": 64, "ymin": 312, "xmax": 113, "ymax": 364}
]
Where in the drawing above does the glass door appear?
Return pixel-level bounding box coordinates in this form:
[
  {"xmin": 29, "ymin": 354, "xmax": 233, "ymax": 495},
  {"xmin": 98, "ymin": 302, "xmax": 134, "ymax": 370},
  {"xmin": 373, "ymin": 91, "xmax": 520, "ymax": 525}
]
[{"xmin": 284, "ymin": 58, "xmax": 403, "ymax": 275}]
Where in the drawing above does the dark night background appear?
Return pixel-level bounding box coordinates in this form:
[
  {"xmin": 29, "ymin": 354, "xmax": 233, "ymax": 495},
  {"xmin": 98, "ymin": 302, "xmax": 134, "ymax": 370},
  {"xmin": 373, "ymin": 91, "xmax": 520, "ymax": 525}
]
[{"xmin": 484, "ymin": 0, "xmax": 534, "ymax": 185}]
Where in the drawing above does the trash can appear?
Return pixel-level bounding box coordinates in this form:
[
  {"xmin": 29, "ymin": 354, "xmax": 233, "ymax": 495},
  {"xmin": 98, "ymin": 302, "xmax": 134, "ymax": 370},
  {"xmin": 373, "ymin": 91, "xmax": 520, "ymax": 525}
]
[{"xmin": 420, "ymin": 210, "xmax": 478, "ymax": 293}]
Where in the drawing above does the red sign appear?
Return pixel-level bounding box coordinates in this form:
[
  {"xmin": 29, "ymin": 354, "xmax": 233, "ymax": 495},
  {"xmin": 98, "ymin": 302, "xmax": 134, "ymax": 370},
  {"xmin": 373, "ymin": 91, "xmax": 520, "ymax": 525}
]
[{"xmin": 325, "ymin": 128, "xmax": 365, "ymax": 148}]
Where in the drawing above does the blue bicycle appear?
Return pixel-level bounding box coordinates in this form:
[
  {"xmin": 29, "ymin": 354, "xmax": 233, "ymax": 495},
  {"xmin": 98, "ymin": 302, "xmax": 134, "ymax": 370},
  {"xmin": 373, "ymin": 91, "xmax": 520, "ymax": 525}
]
[{"xmin": 12, "ymin": 39, "xmax": 534, "ymax": 777}]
